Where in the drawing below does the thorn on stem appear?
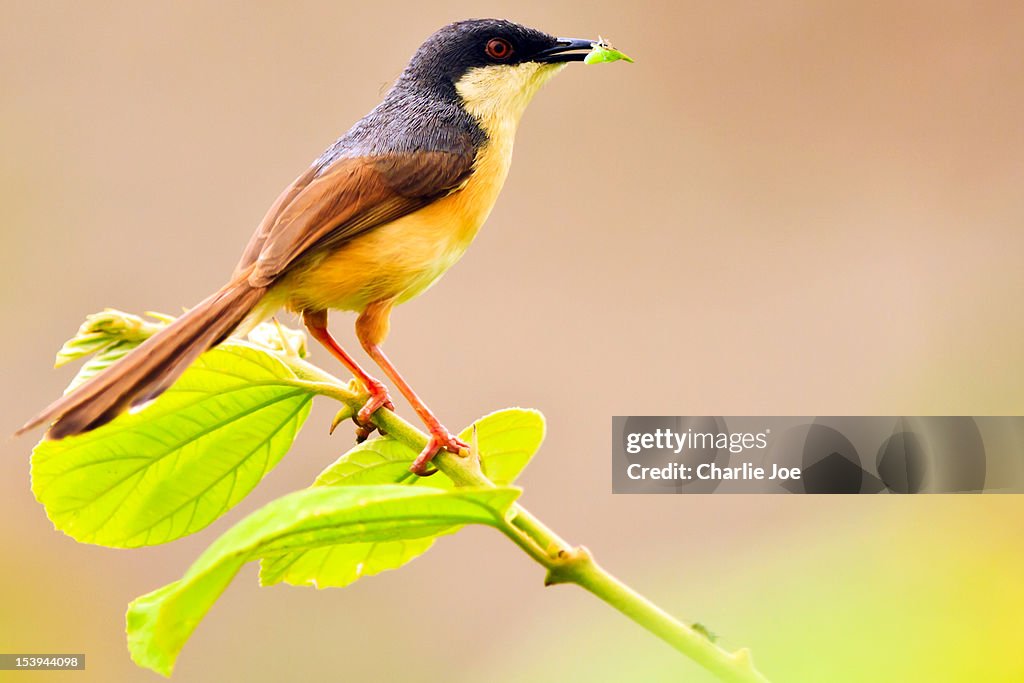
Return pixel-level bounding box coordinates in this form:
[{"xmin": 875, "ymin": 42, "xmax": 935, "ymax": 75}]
[
  {"xmin": 543, "ymin": 545, "xmax": 595, "ymax": 587},
  {"xmin": 329, "ymin": 408, "xmax": 353, "ymax": 435}
]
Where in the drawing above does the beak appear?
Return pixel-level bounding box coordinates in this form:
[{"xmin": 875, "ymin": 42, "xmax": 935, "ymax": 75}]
[{"xmin": 535, "ymin": 37, "xmax": 595, "ymax": 63}]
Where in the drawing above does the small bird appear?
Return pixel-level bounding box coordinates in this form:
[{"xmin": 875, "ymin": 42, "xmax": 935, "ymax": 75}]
[{"xmin": 18, "ymin": 19, "xmax": 604, "ymax": 474}]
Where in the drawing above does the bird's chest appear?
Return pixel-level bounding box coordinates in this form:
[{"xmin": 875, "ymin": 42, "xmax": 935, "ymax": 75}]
[
  {"xmin": 388, "ymin": 138, "xmax": 512, "ymax": 303},
  {"xmin": 289, "ymin": 136, "xmax": 514, "ymax": 312},
  {"xmin": 399, "ymin": 133, "xmax": 515, "ymax": 279}
]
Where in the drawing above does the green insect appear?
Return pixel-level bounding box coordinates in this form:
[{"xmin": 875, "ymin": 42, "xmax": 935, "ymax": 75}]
[
  {"xmin": 584, "ymin": 37, "xmax": 634, "ymax": 65},
  {"xmin": 692, "ymin": 622, "xmax": 720, "ymax": 643}
]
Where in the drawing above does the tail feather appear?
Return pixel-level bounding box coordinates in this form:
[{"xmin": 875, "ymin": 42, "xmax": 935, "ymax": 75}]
[{"xmin": 18, "ymin": 278, "xmax": 268, "ymax": 439}]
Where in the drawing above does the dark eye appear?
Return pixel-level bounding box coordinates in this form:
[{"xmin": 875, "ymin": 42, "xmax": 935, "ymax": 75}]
[{"xmin": 485, "ymin": 37, "xmax": 513, "ymax": 61}]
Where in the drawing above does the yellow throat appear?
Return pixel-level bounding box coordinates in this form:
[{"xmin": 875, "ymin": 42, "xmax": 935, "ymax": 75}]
[{"xmin": 456, "ymin": 62, "xmax": 568, "ymax": 152}]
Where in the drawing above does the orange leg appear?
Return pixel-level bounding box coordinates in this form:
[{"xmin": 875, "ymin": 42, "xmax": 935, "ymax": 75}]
[
  {"xmin": 356, "ymin": 301, "xmax": 469, "ymax": 475},
  {"xmin": 302, "ymin": 309, "xmax": 393, "ymax": 436}
]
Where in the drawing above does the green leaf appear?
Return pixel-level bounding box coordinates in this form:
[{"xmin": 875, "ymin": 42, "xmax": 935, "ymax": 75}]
[
  {"xmin": 66, "ymin": 338, "xmax": 139, "ymax": 392},
  {"xmin": 460, "ymin": 408, "xmax": 546, "ymax": 486},
  {"xmin": 258, "ymin": 536, "xmax": 438, "ymax": 589},
  {"xmin": 127, "ymin": 485, "xmax": 520, "ymax": 677},
  {"xmin": 584, "ymin": 43, "xmax": 634, "ymax": 65},
  {"xmin": 32, "ymin": 341, "xmax": 314, "ymax": 548},
  {"xmin": 311, "ymin": 436, "xmax": 425, "ymax": 488},
  {"xmin": 54, "ymin": 309, "xmax": 164, "ymax": 369},
  {"xmin": 258, "ymin": 408, "xmax": 544, "ymax": 588}
]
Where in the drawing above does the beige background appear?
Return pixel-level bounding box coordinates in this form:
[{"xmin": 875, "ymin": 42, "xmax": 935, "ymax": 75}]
[{"xmin": 2, "ymin": 2, "xmax": 1023, "ymax": 681}]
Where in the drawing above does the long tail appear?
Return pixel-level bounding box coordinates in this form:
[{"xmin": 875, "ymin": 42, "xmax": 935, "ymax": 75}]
[{"xmin": 18, "ymin": 277, "xmax": 268, "ymax": 439}]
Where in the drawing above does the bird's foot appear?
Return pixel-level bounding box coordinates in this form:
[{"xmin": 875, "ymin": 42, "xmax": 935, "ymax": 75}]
[
  {"xmin": 354, "ymin": 378, "xmax": 394, "ymax": 441},
  {"xmin": 329, "ymin": 378, "xmax": 394, "ymax": 442},
  {"xmin": 409, "ymin": 425, "xmax": 470, "ymax": 476}
]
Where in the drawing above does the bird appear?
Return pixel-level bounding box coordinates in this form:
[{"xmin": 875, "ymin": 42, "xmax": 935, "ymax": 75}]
[{"xmin": 18, "ymin": 18, "xmax": 604, "ymax": 475}]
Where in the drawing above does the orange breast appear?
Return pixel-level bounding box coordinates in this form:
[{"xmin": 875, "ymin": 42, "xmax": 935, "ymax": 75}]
[{"xmin": 271, "ymin": 137, "xmax": 513, "ymax": 315}]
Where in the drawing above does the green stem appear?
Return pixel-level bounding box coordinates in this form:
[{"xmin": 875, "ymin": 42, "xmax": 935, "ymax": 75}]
[
  {"xmin": 548, "ymin": 550, "xmax": 770, "ymax": 683},
  {"xmin": 287, "ymin": 354, "xmax": 771, "ymax": 683}
]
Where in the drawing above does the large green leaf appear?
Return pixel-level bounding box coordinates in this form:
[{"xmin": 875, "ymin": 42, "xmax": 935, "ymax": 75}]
[
  {"xmin": 127, "ymin": 485, "xmax": 520, "ymax": 676},
  {"xmin": 259, "ymin": 408, "xmax": 544, "ymax": 588},
  {"xmin": 32, "ymin": 341, "xmax": 314, "ymax": 548}
]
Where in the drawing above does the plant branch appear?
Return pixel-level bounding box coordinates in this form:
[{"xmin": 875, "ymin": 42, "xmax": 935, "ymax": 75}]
[{"xmin": 288, "ymin": 356, "xmax": 771, "ymax": 683}]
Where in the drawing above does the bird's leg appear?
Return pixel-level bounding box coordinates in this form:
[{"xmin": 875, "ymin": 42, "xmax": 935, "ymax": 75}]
[
  {"xmin": 302, "ymin": 309, "xmax": 393, "ymax": 440},
  {"xmin": 357, "ymin": 301, "xmax": 469, "ymax": 475},
  {"xmin": 364, "ymin": 343, "xmax": 470, "ymax": 473}
]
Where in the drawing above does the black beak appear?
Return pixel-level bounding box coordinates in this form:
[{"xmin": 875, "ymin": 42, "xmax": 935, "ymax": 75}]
[{"xmin": 535, "ymin": 38, "xmax": 595, "ymax": 63}]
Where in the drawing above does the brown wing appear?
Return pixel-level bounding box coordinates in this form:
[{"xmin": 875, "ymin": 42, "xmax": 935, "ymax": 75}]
[
  {"xmin": 233, "ymin": 165, "xmax": 318, "ymax": 278},
  {"xmin": 237, "ymin": 151, "xmax": 475, "ymax": 288}
]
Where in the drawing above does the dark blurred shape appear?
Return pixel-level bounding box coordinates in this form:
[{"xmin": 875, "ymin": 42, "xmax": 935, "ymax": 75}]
[
  {"xmin": 876, "ymin": 427, "xmax": 927, "ymax": 493},
  {"xmin": 801, "ymin": 424, "xmax": 882, "ymax": 494}
]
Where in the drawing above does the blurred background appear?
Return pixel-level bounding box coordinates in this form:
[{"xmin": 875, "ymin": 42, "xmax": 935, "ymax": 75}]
[{"xmin": 2, "ymin": 1, "xmax": 1023, "ymax": 681}]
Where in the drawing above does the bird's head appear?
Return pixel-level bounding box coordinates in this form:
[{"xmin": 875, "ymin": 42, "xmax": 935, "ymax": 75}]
[{"xmin": 398, "ymin": 19, "xmax": 596, "ymax": 126}]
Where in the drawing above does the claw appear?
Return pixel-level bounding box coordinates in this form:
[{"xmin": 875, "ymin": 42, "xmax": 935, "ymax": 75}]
[
  {"xmin": 327, "ymin": 379, "xmax": 394, "ymax": 443},
  {"xmin": 353, "ymin": 423, "xmax": 374, "ymax": 443},
  {"xmin": 356, "ymin": 378, "xmax": 394, "ymax": 426},
  {"xmin": 352, "ymin": 421, "xmax": 388, "ymax": 442},
  {"xmin": 409, "ymin": 429, "xmax": 471, "ymax": 476},
  {"xmin": 350, "ymin": 379, "xmax": 393, "ymax": 442},
  {"xmin": 447, "ymin": 435, "xmax": 471, "ymax": 457}
]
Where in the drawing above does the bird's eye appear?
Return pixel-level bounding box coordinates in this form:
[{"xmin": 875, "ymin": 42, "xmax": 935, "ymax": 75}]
[{"xmin": 485, "ymin": 37, "xmax": 513, "ymax": 61}]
